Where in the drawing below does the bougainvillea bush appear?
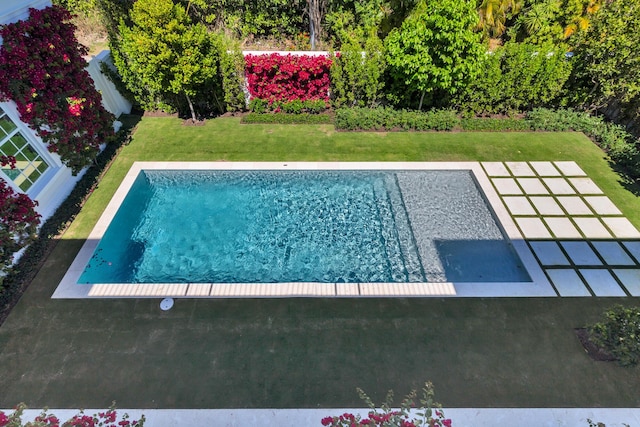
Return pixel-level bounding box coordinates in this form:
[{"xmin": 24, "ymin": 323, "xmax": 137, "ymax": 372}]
[
  {"xmin": 0, "ymin": 403, "xmax": 145, "ymax": 427},
  {"xmin": 322, "ymin": 382, "xmax": 452, "ymax": 427},
  {"xmin": 245, "ymin": 53, "xmax": 332, "ymax": 103},
  {"xmin": 0, "ymin": 157, "xmax": 40, "ymax": 281},
  {"xmin": 0, "ymin": 6, "xmax": 115, "ymax": 174}
]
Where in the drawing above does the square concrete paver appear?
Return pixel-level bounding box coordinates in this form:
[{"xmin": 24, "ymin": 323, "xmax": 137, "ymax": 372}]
[
  {"xmin": 592, "ymin": 242, "xmax": 636, "ymax": 266},
  {"xmin": 482, "ymin": 162, "xmax": 511, "ymax": 177},
  {"xmin": 492, "ymin": 178, "xmax": 522, "ymax": 195},
  {"xmin": 530, "ymin": 197, "xmax": 564, "ymax": 215},
  {"xmin": 530, "ymin": 161, "xmax": 561, "ymax": 176},
  {"xmin": 613, "ymin": 269, "xmax": 640, "ymax": 296},
  {"xmin": 602, "ymin": 217, "xmax": 640, "ymax": 238},
  {"xmin": 543, "ymin": 178, "xmax": 575, "ymax": 195},
  {"xmin": 557, "ymin": 197, "xmax": 593, "ymax": 215},
  {"xmin": 623, "ymin": 241, "xmax": 640, "ymax": 263},
  {"xmin": 546, "ymin": 269, "xmax": 590, "ymax": 296},
  {"xmin": 529, "ymin": 241, "xmax": 570, "ymax": 266},
  {"xmin": 561, "ymin": 241, "xmax": 602, "ymax": 265},
  {"xmin": 554, "ymin": 161, "xmax": 587, "ymax": 176},
  {"xmin": 515, "ymin": 217, "xmax": 552, "ymax": 238},
  {"xmin": 579, "ymin": 269, "xmax": 627, "ymax": 296},
  {"xmin": 573, "ymin": 218, "xmax": 612, "ymax": 239},
  {"xmin": 502, "ymin": 196, "xmax": 536, "ymax": 215},
  {"xmin": 544, "ymin": 217, "xmax": 582, "ymax": 238},
  {"xmin": 506, "ymin": 162, "xmax": 535, "ymax": 176},
  {"xmin": 517, "ymin": 178, "xmax": 549, "ymax": 195},
  {"xmin": 569, "ymin": 178, "xmax": 603, "ymax": 194},
  {"xmin": 584, "ymin": 196, "xmax": 622, "ymax": 215}
]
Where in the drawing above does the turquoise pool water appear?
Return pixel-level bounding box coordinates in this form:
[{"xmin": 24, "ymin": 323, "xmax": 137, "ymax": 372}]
[{"xmin": 79, "ymin": 170, "xmax": 530, "ymax": 284}]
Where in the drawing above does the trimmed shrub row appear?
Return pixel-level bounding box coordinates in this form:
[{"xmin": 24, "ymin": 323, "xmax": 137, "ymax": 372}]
[
  {"xmin": 335, "ymin": 107, "xmax": 459, "ymax": 131},
  {"xmin": 241, "ymin": 112, "xmax": 333, "ymax": 124},
  {"xmin": 248, "ymin": 98, "xmax": 327, "ymax": 114}
]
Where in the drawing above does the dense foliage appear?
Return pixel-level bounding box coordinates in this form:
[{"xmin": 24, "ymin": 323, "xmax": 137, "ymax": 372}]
[
  {"xmin": 570, "ymin": 0, "xmax": 640, "ymax": 131},
  {"xmin": 0, "ymin": 6, "xmax": 115, "ymax": 173},
  {"xmin": 330, "ymin": 32, "xmax": 386, "ymax": 108},
  {"xmin": 384, "ymin": 0, "xmax": 484, "ymax": 110},
  {"xmin": 454, "ymin": 41, "xmax": 573, "ymax": 114},
  {"xmin": 245, "ymin": 53, "xmax": 332, "ymax": 103},
  {"xmin": 116, "ymin": 0, "xmax": 220, "ymax": 119},
  {"xmin": 588, "ymin": 305, "xmax": 640, "ymax": 367}
]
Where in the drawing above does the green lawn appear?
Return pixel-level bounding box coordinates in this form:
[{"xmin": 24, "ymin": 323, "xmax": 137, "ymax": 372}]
[
  {"xmin": 66, "ymin": 116, "xmax": 640, "ymax": 238},
  {"xmin": 1, "ymin": 116, "xmax": 639, "ymax": 410}
]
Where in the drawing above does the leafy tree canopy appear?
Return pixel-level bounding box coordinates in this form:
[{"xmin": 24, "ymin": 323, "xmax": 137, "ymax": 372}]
[{"xmin": 384, "ymin": 0, "xmax": 485, "ymax": 109}]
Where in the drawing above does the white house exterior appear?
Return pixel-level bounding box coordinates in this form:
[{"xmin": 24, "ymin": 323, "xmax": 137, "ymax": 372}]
[{"xmin": 0, "ymin": 0, "xmax": 130, "ymax": 221}]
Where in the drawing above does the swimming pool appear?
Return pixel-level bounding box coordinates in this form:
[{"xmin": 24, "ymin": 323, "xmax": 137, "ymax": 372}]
[{"xmin": 56, "ymin": 162, "xmax": 553, "ymax": 298}]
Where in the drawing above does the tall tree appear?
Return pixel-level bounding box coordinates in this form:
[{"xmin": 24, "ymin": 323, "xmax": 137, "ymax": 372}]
[
  {"xmin": 117, "ymin": 0, "xmax": 219, "ymax": 120},
  {"xmin": 385, "ymin": 0, "xmax": 484, "ymax": 110}
]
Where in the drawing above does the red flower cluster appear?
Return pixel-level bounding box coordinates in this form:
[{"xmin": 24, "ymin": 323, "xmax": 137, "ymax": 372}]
[
  {"xmin": 321, "ymin": 411, "xmax": 452, "ymax": 427},
  {"xmin": 245, "ymin": 53, "xmax": 332, "ymax": 103},
  {"xmin": 0, "ymin": 5, "xmax": 115, "ymax": 174},
  {"xmin": 0, "ymin": 406, "xmax": 144, "ymax": 427}
]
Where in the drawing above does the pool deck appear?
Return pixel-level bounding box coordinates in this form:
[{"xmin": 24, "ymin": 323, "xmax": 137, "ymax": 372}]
[{"xmin": 53, "ymin": 161, "xmax": 640, "ymax": 299}]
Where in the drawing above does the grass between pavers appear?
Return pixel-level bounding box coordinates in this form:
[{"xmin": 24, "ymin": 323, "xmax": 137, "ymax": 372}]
[{"xmin": 2, "ymin": 116, "xmax": 640, "ymax": 410}]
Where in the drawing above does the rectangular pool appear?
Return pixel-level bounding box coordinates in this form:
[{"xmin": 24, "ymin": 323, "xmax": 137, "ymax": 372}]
[{"xmin": 55, "ymin": 162, "xmax": 553, "ymax": 298}]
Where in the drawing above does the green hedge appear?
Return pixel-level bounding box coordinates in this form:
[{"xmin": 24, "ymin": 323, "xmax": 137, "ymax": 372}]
[
  {"xmin": 241, "ymin": 112, "xmax": 333, "ymax": 124},
  {"xmin": 335, "ymin": 107, "xmax": 459, "ymax": 131},
  {"xmin": 248, "ymin": 98, "xmax": 327, "ymax": 114},
  {"xmin": 461, "ymin": 117, "xmax": 532, "ymax": 131}
]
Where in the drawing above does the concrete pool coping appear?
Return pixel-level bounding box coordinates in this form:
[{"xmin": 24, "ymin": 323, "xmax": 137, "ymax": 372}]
[{"xmin": 53, "ymin": 161, "xmax": 570, "ymax": 299}]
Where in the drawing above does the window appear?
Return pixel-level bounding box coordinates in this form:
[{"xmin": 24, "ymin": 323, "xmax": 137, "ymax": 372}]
[{"xmin": 0, "ymin": 110, "xmax": 50, "ymax": 192}]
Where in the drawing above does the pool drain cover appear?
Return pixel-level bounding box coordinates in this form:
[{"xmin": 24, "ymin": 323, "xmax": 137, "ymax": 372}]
[{"xmin": 160, "ymin": 298, "xmax": 174, "ymax": 311}]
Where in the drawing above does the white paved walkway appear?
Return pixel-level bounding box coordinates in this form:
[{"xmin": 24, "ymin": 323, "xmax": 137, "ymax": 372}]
[
  {"xmin": 483, "ymin": 161, "xmax": 640, "ymax": 297},
  {"xmin": 8, "ymin": 407, "xmax": 640, "ymax": 426}
]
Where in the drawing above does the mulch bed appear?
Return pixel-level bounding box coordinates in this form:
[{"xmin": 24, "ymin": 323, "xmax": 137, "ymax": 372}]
[{"xmin": 574, "ymin": 328, "xmax": 617, "ymax": 362}]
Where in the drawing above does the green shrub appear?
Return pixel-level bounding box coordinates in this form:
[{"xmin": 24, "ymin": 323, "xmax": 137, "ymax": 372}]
[
  {"xmin": 281, "ymin": 99, "xmax": 304, "ymax": 114},
  {"xmin": 329, "ymin": 32, "xmax": 385, "ymax": 109},
  {"xmin": 334, "ymin": 107, "xmax": 460, "ymax": 131},
  {"xmin": 304, "ymin": 99, "xmax": 328, "ymax": 114},
  {"xmin": 454, "ymin": 41, "xmax": 572, "ymax": 115},
  {"xmin": 588, "ymin": 305, "xmax": 640, "ymax": 366},
  {"xmin": 461, "ymin": 118, "xmax": 533, "ymax": 131},
  {"xmin": 248, "ymin": 99, "xmax": 327, "ymax": 115},
  {"xmin": 525, "ymin": 108, "xmax": 640, "ymax": 177},
  {"xmin": 241, "ymin": 113, "xmax": 333, "ymax": 124},
  {"xmin": 248, "ymin": 98, "xmax": 268, "ymax": 114}
]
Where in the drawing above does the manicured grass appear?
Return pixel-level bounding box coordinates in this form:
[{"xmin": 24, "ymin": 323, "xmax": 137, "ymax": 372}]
[
  {"xmin": 2, "ymin": 116, "xmax": 640, "ymax": 411},
  {"xmin": 66, "ymin": 116, "xmax": 640, "ymax": 238}
]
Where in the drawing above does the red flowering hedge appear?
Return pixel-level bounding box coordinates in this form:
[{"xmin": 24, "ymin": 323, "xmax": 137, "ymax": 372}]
[
  {"xmin": 0, "ymin": 6, "xmax": 115, "ymax": 174},
  {"xmin": 245, "ymin": 53, "xmax": 332, "ymax": 103}
]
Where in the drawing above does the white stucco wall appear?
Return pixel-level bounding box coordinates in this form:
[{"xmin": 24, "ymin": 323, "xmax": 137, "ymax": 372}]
[
  {"xmin": 86, "ymin": 51, "xmax": 132, "ymax": 117},
  {"xmin": 0, "ymin": 0, "xmax": 51, "ymax": 28}
]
